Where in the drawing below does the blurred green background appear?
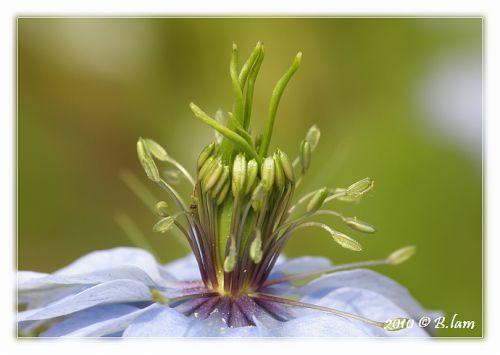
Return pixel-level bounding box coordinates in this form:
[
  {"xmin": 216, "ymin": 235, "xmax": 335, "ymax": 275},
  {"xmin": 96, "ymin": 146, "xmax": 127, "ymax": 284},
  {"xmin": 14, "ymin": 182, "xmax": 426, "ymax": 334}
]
[{"xmin": 17, "ymin": 18, "xmax": 482, "ymax": 337}]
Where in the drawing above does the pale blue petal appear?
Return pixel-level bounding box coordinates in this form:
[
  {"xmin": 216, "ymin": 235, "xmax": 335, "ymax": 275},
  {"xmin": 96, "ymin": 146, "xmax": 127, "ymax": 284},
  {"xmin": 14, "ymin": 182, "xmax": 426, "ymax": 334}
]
[
  {"xmin": 41, "ymin": 304, "xmax": 140, "ymax": 337},
  {"xmin": 298, "ymin": 269, "xmax": 433, "ymax": 321},
  {"xmin": 270, "ymin": 256, "xmax": 332, "ymax": 277},
  {"xmin": 20, "ymin": 266, "xmax": 166, "ymax": 292},
  {"xmin": 18, "ymin": 271, "xmax": 48, "ymax": 283},
  {"xmin": 260, "ymin": 256, "xmax": 332, "ymax": 295},
  {"xmin": 161, "ymin": 253, "xmax": 201, "ymax": 281},
  {"xmin": 184, "ymin": 312, "xmax": 260, "ymax": 337},
  {"xmin": 301, "ymin": 287, "xmax": 429, "ymax": 337},
  {"xmin": 253, "ymin": 313, "xmax": 370, "ymax": 337},
  {"xmin": 19, "ymin": 285, "xmax": 90, "ymax": 309},
  {"xmin": 123, "ymin": 305, "xmax": 191, "ymax": 336},
  {"xmin": 18, "ymin": 279, "xmax": 152, "ymax": 322},
  {"xmin": 55, "ymin": 247, "xmax": 173, "ymax": 285}
]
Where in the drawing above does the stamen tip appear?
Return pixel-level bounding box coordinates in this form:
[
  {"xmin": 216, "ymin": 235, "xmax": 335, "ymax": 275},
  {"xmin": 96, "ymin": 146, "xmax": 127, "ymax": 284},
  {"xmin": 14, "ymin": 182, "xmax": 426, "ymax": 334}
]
[{"xmin": 387, "ymin": 245, "xmax": 417, "ymax": 265}]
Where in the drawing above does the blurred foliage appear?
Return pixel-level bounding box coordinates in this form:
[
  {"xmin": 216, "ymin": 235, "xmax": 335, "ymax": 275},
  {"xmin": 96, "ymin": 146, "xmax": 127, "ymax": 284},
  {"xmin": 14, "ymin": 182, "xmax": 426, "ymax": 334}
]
[{"xmin": 17, "ymin": 18, "xmax": 482, "ymax": 337}]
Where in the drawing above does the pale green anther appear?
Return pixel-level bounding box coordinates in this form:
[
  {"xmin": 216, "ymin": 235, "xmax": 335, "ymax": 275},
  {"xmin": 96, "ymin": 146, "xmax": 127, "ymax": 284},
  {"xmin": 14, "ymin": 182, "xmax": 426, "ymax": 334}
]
[
  {"xmin": 203, "ymin": 160, "xmax": 223, "ymax": 191},
  {"xmin": 249, "ymin": 229, "xmax": 263, "ymax": 264},
  {"xmin": 150, "ymin": 289, "xmax": 169, "ymax": 304},
  {"xmin": 333, "ymin": 188, "xmax": 361, "ymax": 202},
  {"xmin": 216, "ymin": 181, "xmax": 231, "ymax": 205},
  {"xmin": 387, "ymin": 245, "xmax": 416, "ymax": 265},
  {"xmin": 211, "ymin": 165, "xmax": 229, "ymax": 199},
  {"xmin": 346, "ymin": 177, "xmax": 374, "ymax": 197},
  {"xmin": 331, "ymin": 230, "xmax": 362, "ymax": 251},
  {"xmin": 261, "ymin": 157, "xmax": 275, "ymax": 191},
  {"xmin": 277, "ymin": 149, "xmax": 294, "ymax": 182},
  {"xmin": 155, "ymin": 201, "xmax": 169, "ymax": 217},
  {"xmin": 383, "ymin": 318, "xmax": 412, "ymax": 331},
  {"xmin": 137, "ymin": 137, "xmax": 160, "ymax": 182},
  {"xmin": 300, "ymin": 140, "xmax": 311, "ymax": 172},
  {"xmin": 307, "ymin": 187, "xmax": 329, "ymax": 213},
  {"xmin": 305, "ymin": 124, "xmax": 321, "ymax": 151},
  {"xmin": 343, "ymin": 216, "xmax": 376, "ymax": 233},
  {"xmin": 223, "ymin": 235, "xmax": 236, "ymax": 273},
  {"xmin": 273, "ymin": 154, "xmax": 285, "ymax": 191},
  {"xmin": 251, "ymin": 184, "xmax": 266, "ymax": 211},
  {"xmin": 144, "ymin": 138, "xmax": 168, "ymax": 161},
  {"xmin": 197, "ymin": 143, "xmax": 215, "ymax": 170},
  {"xmin": 245, "ymin": 159, "xmax": 258, "ymax": 194},
  {"xmin": 153, "ymin": 216, "xmax": 175, "ymax": 233},
  {"xmin": 232, "ymin": 153, "xmax": 247, "ymax": 197},
  {"xmin": 198, "ymin": 156, "xmax": 215, "ymax": 181}
]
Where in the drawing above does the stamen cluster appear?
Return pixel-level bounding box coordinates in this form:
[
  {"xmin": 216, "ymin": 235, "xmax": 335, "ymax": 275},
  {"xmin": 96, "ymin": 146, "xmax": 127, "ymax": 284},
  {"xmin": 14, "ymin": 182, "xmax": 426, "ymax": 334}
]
[{"xmin": 134, "ymin": 42, "xmax": 415, "ymax": 331}]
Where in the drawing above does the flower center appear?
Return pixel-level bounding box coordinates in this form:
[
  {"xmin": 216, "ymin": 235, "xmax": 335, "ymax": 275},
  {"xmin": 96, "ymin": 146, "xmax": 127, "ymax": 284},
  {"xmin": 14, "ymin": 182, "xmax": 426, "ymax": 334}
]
[{"xmin": 191, "ymin": 147, "xmax": 297, "ymax": 297}]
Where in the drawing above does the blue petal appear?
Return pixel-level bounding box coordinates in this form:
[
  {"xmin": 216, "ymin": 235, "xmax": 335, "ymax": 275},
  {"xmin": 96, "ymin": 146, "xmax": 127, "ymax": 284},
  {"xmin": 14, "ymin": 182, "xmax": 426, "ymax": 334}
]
[
  {"xmin": 260, "ymin": 256, "xmax": 333, "ymax": 295},
  {"xmin": 161, "ymin": 253, "xmax": 201, "ymax": 281},
  {"xmin": 301, "ymin": 287, "xmax": 429, "ymax": 337},
  {"xmin": 298, "ymin": 269, "xmax": 434, "ymax": 321},
  {"xmin": 40, "ymin": 304, "xmax": 142, "ymax": 337},
  {"xmin": 184, "ymin": 312, "xmax": 260, "ymax": 337},
  {"xmin": 123, "ymin": 305, "xmax": 191, "ymax": 336},
  {"xmin": 270, "ymin": 256, "xmax": 332, "ymax": 277},
  {"xmin": 19, "ymin": 284, "xmax": 90, "ymax": 309},
  {"xmin": 19, "ymin": 248, "xmax": 178, "ymax": 309},
  {"xmin": 55, "ymin": 247, "xmax": 174, "ymax": 285},
  {"xmin": 18, "ymin": 279, "xmax": 152, "ymax": 322},
  {"xmin": 253, "ymin": 313, "xmax": 370, "ymax": 337},
  {"xmin": 20, "ymin": 266, "xmax": 167, "ymax": 292}
]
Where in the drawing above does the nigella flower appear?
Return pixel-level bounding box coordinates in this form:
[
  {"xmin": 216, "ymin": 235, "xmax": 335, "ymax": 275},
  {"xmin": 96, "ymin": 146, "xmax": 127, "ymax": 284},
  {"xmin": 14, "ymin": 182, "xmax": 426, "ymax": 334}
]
[{"xmin": 18, "ymin": 42, "xmax": 437, "ymax": 337}]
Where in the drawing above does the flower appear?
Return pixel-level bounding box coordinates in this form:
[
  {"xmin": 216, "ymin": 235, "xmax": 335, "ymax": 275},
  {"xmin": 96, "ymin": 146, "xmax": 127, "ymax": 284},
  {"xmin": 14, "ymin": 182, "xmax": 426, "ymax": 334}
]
[
  {"xmin": 19, "ymin": 247, "xmax": 434, "ymax": 337},
  {"xmin": 18, "ymin": 42, "xmax": 438, "ymax": 337}
]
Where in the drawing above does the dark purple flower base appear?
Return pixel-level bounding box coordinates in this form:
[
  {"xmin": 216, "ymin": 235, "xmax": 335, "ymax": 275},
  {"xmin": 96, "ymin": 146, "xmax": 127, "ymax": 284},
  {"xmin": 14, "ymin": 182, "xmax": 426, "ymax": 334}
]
[{"xmin": 173, "ymin": 295, "xmax": 294, "ymax": 328}]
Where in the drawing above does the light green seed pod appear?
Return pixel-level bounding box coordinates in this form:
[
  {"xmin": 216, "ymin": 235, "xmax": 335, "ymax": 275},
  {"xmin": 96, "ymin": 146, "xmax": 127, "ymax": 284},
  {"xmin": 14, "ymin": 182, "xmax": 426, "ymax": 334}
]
[
  {"xmin": 232, "ymin": 153, "xmax": 247, "ymax": 197},
  {"xmin": 343, "ymin": 217, "xmax": 376, "ymax": 233},
  {"xmin": 387, "ymin": 245, "xmax": 416, "ymax": 265},
  {"xmin": 299, "ymin": 139, "xmax": 311, "ymax": 172},
  {"xmin": 197, "ymin": 143, "xmax": 215, "ymax": 170},
  {"xmin": 305, "ymin": 124, "xmax": 321, "ymax": 151},
  {"xmin": 211, "ymin": 165, "xmax": 229, "ymax": 199},
  {"xmin": 331, "ymin": 230, "xmax": 362, "ymax": 251},
  {"xmin": 153, "ymin": 216, "xmax": 175, "ymax": 233},
  {"xmin": 346, "ymin": 177, "xmax": 374, "ymax": 197},
  {"xmin": 203, "ymin": 160, "xmax": 223, "ymax": 191},
  {"xmin": 198, "ymin": 156, "xmax": 215, "ymax": 182},
  {"xmin": 277, "ymin": 149, "xmax": 294, "ymax": 182},
  {"xmin": 137, "ymin": 138, "xmax": 160, "ymax": 182},
  {"xmin": 245, "ymin": 159, "xmax": 258, "ymax": 194},
  {"xmin": 155, "ymin": 201, "xmax": 169, "ymax": 217},
  {"xmin": 273, "ymin": 154, "xmax": 285, "ymax": 191},
  {"xmin": 223, "ymin": 235, "xmax": 236, "ymax": 273},
  {"xmin": 144, "ymin": 138, "xmax": 168, "ymax": 161},
  {"xmin": 261, "ymin": 157, "xmax": 275, "ymax": 191},
  {"xmin": 306, "ymin": 187, "xmax": 329, "ymax": 213},
  {"xmin": 249, "ymin": 229, "xmax": 263, "ymax": 264},
  {"xmin": 216, "ymin": 180, "xmax": 231, "ymax": 205}
]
